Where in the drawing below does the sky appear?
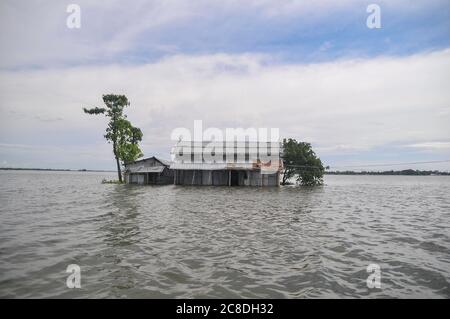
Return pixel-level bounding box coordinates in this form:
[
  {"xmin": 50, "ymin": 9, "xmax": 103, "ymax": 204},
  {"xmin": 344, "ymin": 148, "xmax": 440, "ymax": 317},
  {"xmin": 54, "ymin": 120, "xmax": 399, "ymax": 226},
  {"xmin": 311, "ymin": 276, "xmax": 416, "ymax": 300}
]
[{"xmin": 0, "ymin": 0, "xmax": 449, "ymax": 171}]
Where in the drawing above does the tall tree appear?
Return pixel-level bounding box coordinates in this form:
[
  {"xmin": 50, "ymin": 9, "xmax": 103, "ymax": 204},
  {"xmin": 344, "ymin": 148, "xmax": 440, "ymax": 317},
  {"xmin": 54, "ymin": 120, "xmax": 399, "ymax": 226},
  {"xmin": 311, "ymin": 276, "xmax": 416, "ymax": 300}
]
[
  {"xmin": 116, "ymin": 118, "xmax": 143, "ymax": 163},
  {"xmin": 83, "ymin": 94, "xmax": 143, "ymax": 182},
  {"xmin": 281, "ymin": 138, "xmax": 325, "ymax": 186}
]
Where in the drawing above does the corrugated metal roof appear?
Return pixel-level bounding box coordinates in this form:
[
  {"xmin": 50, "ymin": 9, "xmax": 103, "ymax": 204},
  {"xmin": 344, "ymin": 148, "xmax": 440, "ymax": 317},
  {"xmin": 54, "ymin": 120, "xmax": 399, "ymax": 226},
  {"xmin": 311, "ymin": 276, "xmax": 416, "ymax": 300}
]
[
  {"xmin": 155, "ymin": 157, "xmax": 172, "ymax": 166},
  {"xmin": 170, "ymin": 159, "xmax": 282, "ymax": 174},
  {"xmin": 260, "ymin": 166, "xmax": 279, "ymax": 174},
  {"xmin": 125, "ymin": 156, "xmax": 171, "ymax": 167},
  {"xmin": 171, "ymin": 141, "xmax": 282, "ymax": 164},
  {"xmin": 174, "ymin": 141, "xmax": 280, "ymax": 147},
  {"xmin": 170, "ymin": 163, "xmax": 227, "ymax": 170},
  {"xmin": 126, "ymin": 166, "xmax": 165, "ymax": 173},
  {"xmin": 170, "ymin": 163, "xmax": 256, "ymax": 170}
]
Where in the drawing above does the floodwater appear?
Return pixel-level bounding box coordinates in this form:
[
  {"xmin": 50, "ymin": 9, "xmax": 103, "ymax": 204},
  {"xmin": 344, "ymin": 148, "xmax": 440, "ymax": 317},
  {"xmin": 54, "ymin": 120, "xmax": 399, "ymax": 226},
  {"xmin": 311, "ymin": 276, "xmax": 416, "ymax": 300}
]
[{"xmin": 0, "ymin": 170, "xmax": 449, "ymax": 298}]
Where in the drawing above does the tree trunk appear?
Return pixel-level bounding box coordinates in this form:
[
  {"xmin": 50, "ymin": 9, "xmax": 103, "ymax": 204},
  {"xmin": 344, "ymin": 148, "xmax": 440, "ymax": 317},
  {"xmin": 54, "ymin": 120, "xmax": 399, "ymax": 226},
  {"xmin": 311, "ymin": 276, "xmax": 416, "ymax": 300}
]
[
  {"xmin": 115, "ymin": 156, "xmax": 122, "ymax": 182},
  {"xmin": 113, "ymin": 141, "xmax": 122, "ymax": 183}
]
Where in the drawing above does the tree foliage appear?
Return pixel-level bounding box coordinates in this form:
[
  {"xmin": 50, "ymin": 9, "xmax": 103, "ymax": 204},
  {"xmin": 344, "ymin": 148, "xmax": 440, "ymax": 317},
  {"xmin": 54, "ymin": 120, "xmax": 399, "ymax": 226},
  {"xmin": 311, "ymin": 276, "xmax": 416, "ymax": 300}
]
[
  {"xmin": 281, "ymin": 138, "xmax": 325, "ymax": 186},
  {"xmin": 83, "ymin": 94, "xmax": 143, "ymax": 182},
  {"xmin": 116, "ymin": 118, "xmax": 143, "ymax": 163}
]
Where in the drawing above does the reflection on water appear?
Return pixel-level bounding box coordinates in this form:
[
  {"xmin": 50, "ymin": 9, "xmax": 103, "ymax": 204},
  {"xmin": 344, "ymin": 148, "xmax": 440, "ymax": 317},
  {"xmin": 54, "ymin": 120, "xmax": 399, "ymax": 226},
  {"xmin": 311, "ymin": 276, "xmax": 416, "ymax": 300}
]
[{"xmin": 0, "ymin": 171, "xmax": 449, "ymax": 298}]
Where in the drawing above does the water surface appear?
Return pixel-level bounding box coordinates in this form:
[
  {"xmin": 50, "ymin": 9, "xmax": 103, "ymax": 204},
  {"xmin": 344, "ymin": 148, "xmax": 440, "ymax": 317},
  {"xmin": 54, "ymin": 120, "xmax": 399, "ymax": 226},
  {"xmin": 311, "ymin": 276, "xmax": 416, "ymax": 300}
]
[{"xmin": 0, "ymin": 171, "xmax": 449, "ymax": 298}]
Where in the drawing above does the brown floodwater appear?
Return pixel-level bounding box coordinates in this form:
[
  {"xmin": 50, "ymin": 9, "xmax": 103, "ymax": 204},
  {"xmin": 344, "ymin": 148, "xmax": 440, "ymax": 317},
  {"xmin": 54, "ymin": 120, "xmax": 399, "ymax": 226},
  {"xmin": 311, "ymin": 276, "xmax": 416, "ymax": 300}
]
[{"xmin": 0, "ymin": 170, "xmax": 449, "ymax": 298}]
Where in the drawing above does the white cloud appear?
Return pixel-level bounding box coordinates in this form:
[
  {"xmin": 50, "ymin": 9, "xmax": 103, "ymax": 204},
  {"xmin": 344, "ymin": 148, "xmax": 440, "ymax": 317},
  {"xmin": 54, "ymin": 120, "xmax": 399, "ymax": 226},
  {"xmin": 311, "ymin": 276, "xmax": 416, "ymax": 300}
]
[
  {"xmin": 405, "ymin": 142, "xmax": 450, "ymax": 150},
  {"xmin": 1, "ymin": 49, "xmax": 449, "ymax": 168},
  {"xmin": 1, "ymin": 0, "xmax": 447, "ymax": 68}
]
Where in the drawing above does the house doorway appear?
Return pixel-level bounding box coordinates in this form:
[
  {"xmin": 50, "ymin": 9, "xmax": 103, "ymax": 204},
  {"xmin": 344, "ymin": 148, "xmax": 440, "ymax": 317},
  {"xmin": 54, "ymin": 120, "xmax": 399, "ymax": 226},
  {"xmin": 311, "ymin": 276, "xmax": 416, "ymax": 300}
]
[
  {"xmin": 148, "ymin": 173, "xmax": 157, "ymax": 184},
  {"xmin": 230, "ymin": 171, "xmax": 239, "ymax": 186}
]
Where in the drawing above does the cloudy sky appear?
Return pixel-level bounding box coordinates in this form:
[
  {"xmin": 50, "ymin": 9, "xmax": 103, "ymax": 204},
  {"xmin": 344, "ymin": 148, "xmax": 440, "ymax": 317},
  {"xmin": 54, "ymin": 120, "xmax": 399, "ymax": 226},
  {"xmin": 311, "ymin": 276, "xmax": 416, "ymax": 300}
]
[{"xmin": 0, "ymin": 0, "xmax": 449, "ymax": 170}]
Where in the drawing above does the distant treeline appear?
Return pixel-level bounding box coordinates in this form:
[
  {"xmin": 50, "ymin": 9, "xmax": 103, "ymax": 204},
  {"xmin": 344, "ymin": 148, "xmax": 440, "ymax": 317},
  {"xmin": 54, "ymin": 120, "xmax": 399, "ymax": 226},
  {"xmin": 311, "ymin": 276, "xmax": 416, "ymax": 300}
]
[
  {"xmin": 326, "ymin": 169, "xmax": 450, "ymax": 176},
  {"xmin": 0, "ymin": 168, "xmax": 114, "ymax": 172}
]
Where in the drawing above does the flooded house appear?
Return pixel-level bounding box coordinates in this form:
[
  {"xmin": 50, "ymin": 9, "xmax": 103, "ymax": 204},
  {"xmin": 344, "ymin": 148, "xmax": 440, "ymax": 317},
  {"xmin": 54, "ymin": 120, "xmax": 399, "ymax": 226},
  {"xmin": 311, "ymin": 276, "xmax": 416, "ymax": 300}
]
[
  {"xmin": 124, "ymin": 156, "xmax": 173, "ymax": 185},
  {"xmin": 170, "ymin": 140, "xmax": 283, "ymax": 186}
]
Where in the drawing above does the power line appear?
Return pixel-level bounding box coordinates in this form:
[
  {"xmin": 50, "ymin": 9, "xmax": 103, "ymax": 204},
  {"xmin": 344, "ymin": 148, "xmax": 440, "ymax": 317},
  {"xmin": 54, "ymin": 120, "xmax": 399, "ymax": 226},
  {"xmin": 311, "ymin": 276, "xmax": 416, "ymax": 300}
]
[
  {"xmin": 329, "ymin": 159, "xmax": 450, "ymax": 169},
  {"xmin": 282, "ymin": 159, "xmax": 450, "ymax": 170}
]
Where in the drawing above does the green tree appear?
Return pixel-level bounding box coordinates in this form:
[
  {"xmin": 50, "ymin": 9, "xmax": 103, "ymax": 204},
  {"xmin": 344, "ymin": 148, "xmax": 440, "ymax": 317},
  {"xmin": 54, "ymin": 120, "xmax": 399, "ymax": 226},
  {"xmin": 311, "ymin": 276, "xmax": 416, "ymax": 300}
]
[
  {"xmin": 116, "ymin": 118, "xmax": 143, "ymax": 163},
  {"xmin": 281, "ymin": 138, "xmax": 325, "ymax": 186},
  {"xmin": 83, "ymin": 94, "xmax": 143, "ymax": 182}
]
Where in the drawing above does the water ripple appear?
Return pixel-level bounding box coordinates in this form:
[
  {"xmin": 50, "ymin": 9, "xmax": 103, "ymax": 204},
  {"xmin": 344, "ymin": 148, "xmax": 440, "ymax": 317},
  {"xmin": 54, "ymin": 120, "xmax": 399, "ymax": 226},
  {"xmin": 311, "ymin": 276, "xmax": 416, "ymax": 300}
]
[{"xmin": 0, "ymin": 171, "xmax": 449, "ymax": 298}]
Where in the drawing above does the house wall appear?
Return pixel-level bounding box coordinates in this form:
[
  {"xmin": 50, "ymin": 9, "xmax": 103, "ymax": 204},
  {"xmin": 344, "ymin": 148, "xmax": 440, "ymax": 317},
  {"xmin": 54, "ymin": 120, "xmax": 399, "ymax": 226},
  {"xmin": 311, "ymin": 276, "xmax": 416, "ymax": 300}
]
[
  {"xmin": 127, "ymin": 173, "xmax": 145, "ymax": 184},
  {"xmin": 156, "ymin": 167, "xmax": 174, "ymax": 185},
  {"xmin": 174, "ymin": 170, "xmax": 279, "ymax": 186},
  {"xmin": 125, "ymin": 167, "xmax": 174, "ymax": 185}
]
